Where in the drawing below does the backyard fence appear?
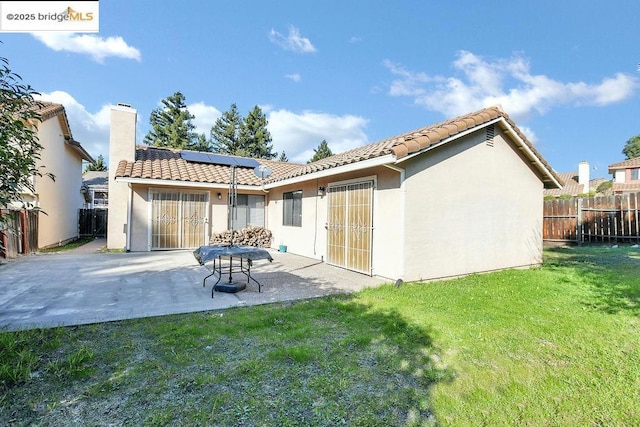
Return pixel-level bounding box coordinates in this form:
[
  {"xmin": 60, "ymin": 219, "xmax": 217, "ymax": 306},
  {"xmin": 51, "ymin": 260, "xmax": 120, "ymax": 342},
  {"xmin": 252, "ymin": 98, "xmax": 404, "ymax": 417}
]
[
  {"xmin": 78, "ymin": 208, "xmax": 108, "ymax": 238},
  {"xmin": 543, "ymin": 192, "xmax": 640, "ymax": 244},
  {"xmin": 0, "ymin": 209, "xmax": 39, "ymax": 258}
]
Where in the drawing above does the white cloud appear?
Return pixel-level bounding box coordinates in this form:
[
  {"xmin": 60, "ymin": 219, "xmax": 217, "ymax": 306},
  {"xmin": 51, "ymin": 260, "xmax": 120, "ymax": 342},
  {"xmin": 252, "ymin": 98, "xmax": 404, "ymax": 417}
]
[
  {"xmin": 269, "ymin": 26, "xmax": 316, "ymax": 53},
  {"xmin": 188, "ymin": 102, "xmax": 221, "ymax": 136},
  {"xmin": 267, "ymin": 109, "xmax": 369, "ymax": 163},
  {"xmin": 34, "ymin": 92, "xmax": 368, "ymax": 167},
  {"xmin": 385, "ymin": 51, "xmax": 640, "ymax": 122},
  {"xmin": 286, "ymin": 73, "xmax": 301, "ymax": 82},
  {"xmin": 35, "ymin": 91, "xmax": 116, "ymax": 163},
  {"xmin": 32, "ymin": 33, "xmax": 141, "ymax": 63}
]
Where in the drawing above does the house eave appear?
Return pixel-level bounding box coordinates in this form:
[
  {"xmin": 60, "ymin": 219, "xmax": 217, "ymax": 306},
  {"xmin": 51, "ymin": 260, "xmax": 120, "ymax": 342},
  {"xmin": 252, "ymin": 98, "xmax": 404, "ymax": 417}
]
[
  {"xmin": 114, "ymin": 177, "xmax": 260, "ymax": 192},
  {"xmin": 264, "ymin": 154, "xmax": 396, "ymax": 189}
]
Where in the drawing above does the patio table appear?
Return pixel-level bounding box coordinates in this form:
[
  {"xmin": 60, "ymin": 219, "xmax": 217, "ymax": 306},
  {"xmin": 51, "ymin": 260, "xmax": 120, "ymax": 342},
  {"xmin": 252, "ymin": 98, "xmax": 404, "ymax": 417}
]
[{"xmin": 193, "ymin": 245, "xmax": 273, "ymax": 297}]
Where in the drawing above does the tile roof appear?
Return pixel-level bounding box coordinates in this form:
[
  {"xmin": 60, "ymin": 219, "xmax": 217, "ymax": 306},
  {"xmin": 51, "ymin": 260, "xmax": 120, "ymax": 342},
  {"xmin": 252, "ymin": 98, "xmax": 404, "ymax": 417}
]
[
  {"xmin": 115, "ymin": 146, "xmax": 302, "ymax": 186},
  {"xmin": 543, "ymin": 172, "xmax": 606, "ymax": 196},
  {"xmin": 612, "ymin": 182, "xmax": 640, "ymax": 193},
  {"xmin": 83, "ymin": 171, "xmax": 109, "ymax": 187},
  {"xmin": 33, "ymin": 101, "xmax": 66, "ymax": 122},
  {"xmin": 115, "ymin": 106, "xmax": 560, "ymax": 188},
  {"xmin": 608, "ymin": 157, "xmax": 640, "ymax": 170}
]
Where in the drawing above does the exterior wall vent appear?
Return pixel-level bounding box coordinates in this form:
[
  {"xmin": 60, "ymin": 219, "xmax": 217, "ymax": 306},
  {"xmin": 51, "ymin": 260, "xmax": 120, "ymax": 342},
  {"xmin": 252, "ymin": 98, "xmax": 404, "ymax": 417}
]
[{"xmin": 486, "ymin": 124, "xmax": 495, "ymax": 147}]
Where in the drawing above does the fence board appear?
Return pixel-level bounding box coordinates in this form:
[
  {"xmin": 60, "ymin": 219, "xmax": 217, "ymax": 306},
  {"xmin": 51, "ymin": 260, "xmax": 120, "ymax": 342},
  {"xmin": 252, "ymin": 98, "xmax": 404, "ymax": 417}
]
[
  {"xmin": 78, "ymin": 208, "xmax": 108, "ymax": 237},
  {"xmin": 1, "ymin": 209, "xmax": 39, "ymax": 258},
  {"xmin": 543, "ymin": 193, "xmax": 640, "ymax": 243}
]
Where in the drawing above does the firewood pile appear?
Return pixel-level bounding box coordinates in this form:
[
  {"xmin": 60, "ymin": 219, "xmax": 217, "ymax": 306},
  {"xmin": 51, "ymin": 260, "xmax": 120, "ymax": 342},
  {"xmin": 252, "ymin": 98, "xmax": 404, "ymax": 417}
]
[{"xmin": 209, "ymin": 226, "xmax": 273, "ymax": 247}]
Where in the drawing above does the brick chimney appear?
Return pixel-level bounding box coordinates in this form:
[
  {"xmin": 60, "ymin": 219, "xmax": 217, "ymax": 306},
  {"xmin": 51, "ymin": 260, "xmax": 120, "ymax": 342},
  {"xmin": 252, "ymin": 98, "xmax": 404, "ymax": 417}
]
[
  {"xmin": 107, "ymin": 104, "xmax": 137, "ymax": 250},
  {"xmin": 578, "ymin": 161, "xmax": 590, "ymax": 194}
]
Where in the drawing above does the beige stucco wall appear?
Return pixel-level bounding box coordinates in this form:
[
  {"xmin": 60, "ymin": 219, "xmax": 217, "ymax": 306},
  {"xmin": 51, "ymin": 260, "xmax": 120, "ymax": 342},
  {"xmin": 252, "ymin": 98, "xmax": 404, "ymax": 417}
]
[
  {"xmin": 125, "ymin": 184, "xmax": 269, "ymax": 251},
  {"xmin": 401, "ymin": 128, "xmax": 543, "ymax": 282},
  {"xmin": 107, "ymin": 105, "xmax": 137, "ymax": 250},
  {"xmin": 35, "ymin": 117, "xmax": 85, "ymax": 248},
  {"xmin": 266, "ymin": 166, "xmax": 403, "ymax": 280}
]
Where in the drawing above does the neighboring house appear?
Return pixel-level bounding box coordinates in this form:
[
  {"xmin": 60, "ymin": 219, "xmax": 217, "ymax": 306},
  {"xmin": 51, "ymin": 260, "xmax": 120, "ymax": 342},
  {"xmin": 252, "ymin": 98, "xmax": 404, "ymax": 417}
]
[
  {"xmin": 543, "ymin": 161, "xmax": 606, "ymax": 198},
  {"xmin": 12, "ymin": 102, "xmax": 94, "ymax": 248},
  {"xmin": 82, "ymin": 171, "xmax": 109, "ymax": 209},
  {"xmin": 608, "ymin": 157, "xmax": 640, "ymax": 193},
  {"xmin": 108, "ymin": 104, "xmax": 561, "ymax": 282}
]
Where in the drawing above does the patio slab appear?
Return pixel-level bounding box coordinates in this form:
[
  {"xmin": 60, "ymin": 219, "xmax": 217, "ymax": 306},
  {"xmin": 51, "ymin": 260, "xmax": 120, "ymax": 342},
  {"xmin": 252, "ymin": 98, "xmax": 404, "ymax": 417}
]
[{"xmin": 0, "ymin": 240, "xmax": 387, "ymax": 331}]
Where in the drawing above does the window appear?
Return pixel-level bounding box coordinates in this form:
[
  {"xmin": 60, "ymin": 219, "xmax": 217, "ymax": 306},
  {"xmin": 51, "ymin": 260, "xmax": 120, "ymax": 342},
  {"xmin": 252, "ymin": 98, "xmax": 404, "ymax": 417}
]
[
  {"xmin": 283, "ymin": 190, "xmax": 302, "ymax": 227},
  {"xmin": 92, "ymin": 190, "xmax": 108, "ymax": 208},
  {"xmin": 232, "ymin": 194, "xmax": 265, "ymax": 229},
  {"xmin": 631, "ymin": 168, "xmax": 640, "ymax": 181}
]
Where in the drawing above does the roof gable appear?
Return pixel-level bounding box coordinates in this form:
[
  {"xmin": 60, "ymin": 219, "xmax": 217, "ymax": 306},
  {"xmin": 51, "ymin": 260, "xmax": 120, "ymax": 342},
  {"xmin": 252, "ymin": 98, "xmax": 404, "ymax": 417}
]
[{"xmin": 33, "ymin": 101, "xmax": 94, "ymax": 162}]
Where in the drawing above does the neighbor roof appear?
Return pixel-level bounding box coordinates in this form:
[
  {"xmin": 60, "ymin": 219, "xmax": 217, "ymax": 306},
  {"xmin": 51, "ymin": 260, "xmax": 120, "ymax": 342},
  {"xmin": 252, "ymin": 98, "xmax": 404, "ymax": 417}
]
[
  {"xmin": 543, "ymin": 172, "xmax": 606, "ymax": 197},
  {"xmin": 83, "ymin": 171, "xmax": 109, "ymax": 188},
  {"xmin": 608, "ymin": 157, "xmax": 640, "ymax": 171},
  {"xmin": 115, "ymin": 106, "xmax": 561, "ymax": 189}
]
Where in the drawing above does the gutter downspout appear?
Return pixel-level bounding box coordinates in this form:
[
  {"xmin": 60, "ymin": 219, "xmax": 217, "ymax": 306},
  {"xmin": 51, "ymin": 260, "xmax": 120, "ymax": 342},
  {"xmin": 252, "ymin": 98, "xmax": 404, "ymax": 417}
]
[
  {"xmin": 126, "ymin": 183, "xmax": 132, "ymax": 252},
  {"xmin": 384, "ymin": 164, "xmax": 405, "ymax": 281}
]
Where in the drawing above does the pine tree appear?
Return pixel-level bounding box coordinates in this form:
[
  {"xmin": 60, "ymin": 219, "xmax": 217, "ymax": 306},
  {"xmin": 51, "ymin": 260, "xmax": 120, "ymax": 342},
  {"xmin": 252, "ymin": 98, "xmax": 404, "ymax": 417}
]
[
  {"xmin": 84, "ymin": 154, "xmax": 107, "ymax": 172},
  {"xmin": 278, "ymin": 151, "xmax": 289, "ymax": 162},
  {"xmin": 190, "ymin": 134, "xmax": 211, "ymax": 152},
  {"xmin": 143, "ymin": 91, "xmax": 206, "ymax": 150},
  {"xmin": 308, "ymin": 139, "xmax": 333, "ymax": 163},
  {"xmin": 239, "ymin": 105, "xmax": 276, "ymax": 159},
  {"xmin": 210, "ymin": 103, "xmax": 243, "ymax": 155}
]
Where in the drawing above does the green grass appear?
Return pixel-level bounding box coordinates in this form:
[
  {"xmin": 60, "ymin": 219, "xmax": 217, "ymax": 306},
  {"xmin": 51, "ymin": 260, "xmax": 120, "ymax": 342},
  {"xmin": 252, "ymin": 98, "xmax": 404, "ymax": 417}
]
[
  {"xmin": 1, "ymin": 246, "xmax": 639, "ymax": 426},
  {"xmin": 37, "ymin": 237, "xmax": 95, "ymax": 253}
]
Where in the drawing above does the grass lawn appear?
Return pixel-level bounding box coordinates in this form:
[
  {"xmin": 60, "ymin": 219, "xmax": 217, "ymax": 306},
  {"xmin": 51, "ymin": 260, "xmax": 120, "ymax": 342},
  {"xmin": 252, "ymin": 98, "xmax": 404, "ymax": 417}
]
[
  {"xmin": 1, "ymin": 246, "xmax": 639, "ymax": 426},
  {"xmin": 37, "ymin": 237, "xmax": 95, "ymax": 253}
]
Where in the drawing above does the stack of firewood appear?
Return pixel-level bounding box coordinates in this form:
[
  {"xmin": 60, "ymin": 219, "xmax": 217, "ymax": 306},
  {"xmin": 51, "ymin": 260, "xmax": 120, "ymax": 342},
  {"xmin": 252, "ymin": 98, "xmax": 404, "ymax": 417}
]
[{"xmin": 209, "ymin": 226, "xmax": 273, "ymax": 247}]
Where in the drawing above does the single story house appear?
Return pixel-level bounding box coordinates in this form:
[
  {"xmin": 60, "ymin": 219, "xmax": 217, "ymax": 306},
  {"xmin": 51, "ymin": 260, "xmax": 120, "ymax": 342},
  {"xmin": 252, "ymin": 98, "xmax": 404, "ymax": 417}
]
[
  {"xmin": 108, "ymin": 104, "xmax": 561, "ymax": 282},
  {"xmin": 12, "ymin": 102, "xmax": 94, "ymax": 248},
  {"xmin": 608, "ymin": 157, "xmax": 640, "ymax": 193}
]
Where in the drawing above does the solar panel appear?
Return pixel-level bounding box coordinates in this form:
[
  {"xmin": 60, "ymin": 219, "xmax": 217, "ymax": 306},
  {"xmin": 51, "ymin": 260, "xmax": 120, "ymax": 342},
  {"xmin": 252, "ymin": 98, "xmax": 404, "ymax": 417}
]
[{"xmin": 181, "ymin": 151, "xmax": 260, "ymax": 168}]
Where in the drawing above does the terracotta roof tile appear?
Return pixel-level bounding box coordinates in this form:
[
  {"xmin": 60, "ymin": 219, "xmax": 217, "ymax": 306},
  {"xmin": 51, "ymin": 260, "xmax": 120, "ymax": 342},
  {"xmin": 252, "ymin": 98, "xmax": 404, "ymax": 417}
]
[
  {"xmin": 115, "ymin": 106, "xmax": 560, "ymax": 188},
  {"xmin": 608, "ymin": 157, "xmax": 640, "ymax": 170},
  {"xmin": 543, "ymin": 172, "xmax": 606, "ymax": 196},
  {"xmin": 33, "ymin": 101, "xmax": 66, "ymax": 122},
  {"xmin": 613, "ymin": 182, "xmax": 640, "ymax": 193}
]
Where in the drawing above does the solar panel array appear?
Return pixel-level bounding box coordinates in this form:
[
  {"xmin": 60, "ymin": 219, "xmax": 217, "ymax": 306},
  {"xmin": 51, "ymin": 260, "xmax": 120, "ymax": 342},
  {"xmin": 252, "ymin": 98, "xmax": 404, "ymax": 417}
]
[{"xmin": 181, "ymin": 151, "xmax": 260, "ymax": 168}]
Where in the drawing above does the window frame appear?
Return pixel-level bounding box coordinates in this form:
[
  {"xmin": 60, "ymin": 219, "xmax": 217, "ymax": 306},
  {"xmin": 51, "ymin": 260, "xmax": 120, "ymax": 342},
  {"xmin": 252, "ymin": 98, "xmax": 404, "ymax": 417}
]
[
  {"xmin": 283, "ymin": 190, "xmax": 302, "ymax": 227},
  {"xmin": 232, "ymin": 194, "xmax": 265, "ymax": 229}
]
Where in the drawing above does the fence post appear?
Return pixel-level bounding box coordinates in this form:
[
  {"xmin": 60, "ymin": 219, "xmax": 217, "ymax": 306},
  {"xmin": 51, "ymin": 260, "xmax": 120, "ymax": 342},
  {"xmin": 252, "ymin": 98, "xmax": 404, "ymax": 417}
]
[{"xmin": 577, "ymin": 198, "xmax": 583, "ymax": 246}]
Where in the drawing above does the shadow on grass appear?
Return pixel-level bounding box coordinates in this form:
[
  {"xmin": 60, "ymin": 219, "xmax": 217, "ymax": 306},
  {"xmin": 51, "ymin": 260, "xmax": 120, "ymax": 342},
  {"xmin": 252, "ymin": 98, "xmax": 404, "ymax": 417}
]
[
  {"xmin": 1, "ymin": 293, "xmax": 455, "ymax": 426},
  {"xmin": 544, "ymin": 246, "xmax": 640, "ymax": 316}
]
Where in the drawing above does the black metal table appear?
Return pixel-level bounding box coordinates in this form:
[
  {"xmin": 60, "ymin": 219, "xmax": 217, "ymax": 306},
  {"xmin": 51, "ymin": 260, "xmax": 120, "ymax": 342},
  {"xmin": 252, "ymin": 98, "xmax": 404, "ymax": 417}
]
[{"xmin": 193, "ymin": 245, "xmax": 273, "ymax": 297}]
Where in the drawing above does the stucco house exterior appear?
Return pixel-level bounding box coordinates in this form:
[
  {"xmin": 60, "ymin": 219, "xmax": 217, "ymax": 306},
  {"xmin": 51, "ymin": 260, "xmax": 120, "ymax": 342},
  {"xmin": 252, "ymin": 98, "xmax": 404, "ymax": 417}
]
[
  {"xmin": 13, "ymin": 102, "xmax": 94, "ymax": 248},
  {"xmin": 108, "ymin": 104, "xmax": 561, "ymax": 282},
  {"xmin": 608, "ymin": 157, "xmax": 640, "ymax": 193}
]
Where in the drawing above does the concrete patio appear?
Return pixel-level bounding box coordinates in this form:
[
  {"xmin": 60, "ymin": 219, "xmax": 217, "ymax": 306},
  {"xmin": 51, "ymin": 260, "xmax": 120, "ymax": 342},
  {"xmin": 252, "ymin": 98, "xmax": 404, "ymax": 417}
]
[{"xmin": 0, "ymin": 239, "xmax": 387, "ymax": 331}]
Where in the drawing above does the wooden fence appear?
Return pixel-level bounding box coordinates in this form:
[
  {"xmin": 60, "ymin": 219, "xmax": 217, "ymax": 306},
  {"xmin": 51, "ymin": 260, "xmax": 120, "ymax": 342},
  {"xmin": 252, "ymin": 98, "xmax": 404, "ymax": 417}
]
[
  {"xmin": 1, "ymin": 209, "xmax": 39, "ymax": 258},
  {"xmin": 78, "ymin": 208, "xmax": 108, "ymax": 237},
  {"xmin": 543, "ymin": 192, "xmax": 640, "ymax": 243}
]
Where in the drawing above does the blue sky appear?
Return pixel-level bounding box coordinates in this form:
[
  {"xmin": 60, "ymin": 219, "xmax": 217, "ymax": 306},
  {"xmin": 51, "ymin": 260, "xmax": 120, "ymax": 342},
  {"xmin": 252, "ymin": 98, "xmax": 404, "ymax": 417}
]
[{"xmin": 2, "ymin": 0, "xmax": 639, "ymax": 177}]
